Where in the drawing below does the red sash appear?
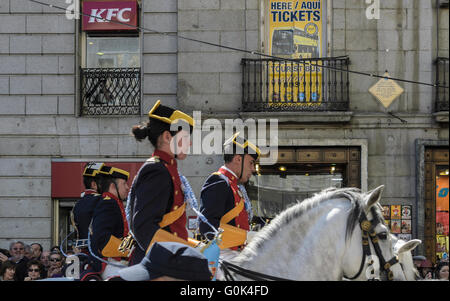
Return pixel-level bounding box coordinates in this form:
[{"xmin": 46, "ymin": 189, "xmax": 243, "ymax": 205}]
[
  {"xmin": 218, "ymin": 167, "xmax": 249, "ymax": 231},
  {"xmin": 153, "ymin": 150, "xmax": 188, "ymax": 240}
]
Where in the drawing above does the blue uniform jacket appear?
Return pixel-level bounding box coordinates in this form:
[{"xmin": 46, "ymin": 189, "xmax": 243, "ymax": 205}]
[
  {"xmin": 73, "ymin": 192, "xmax": 102, "ymax": 240},
  {"xmin": 199, "ymin": 173, "xmax": 237, "ymax": 239},
  {"xmin": 127, "ymin": 160, "xmax": 174, "ymax": 265},
  {"xmin": 91, "ymin": 194, "xmax": 126, "ymax": 262}
]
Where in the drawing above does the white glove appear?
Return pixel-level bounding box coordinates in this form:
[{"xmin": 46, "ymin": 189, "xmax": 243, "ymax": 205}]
[{"xmin": 246, "ymin": 231, "xmax": 258, "ymax": 243}]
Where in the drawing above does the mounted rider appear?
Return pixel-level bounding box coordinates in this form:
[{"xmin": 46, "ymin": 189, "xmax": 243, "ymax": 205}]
[
  {"xmin": 127, "ymin": 100, "xmax": 200, "ymax": 266},
  {"xmin": 87, "ymin": 164, "xmax": 131, "ymax": 280},
  {"xmin": 199, "ymin": 132, "xmax": 260, "ymax": 258},
  {"xmin": 72, "ymin": 162, "xmax": 104, "ymax": 254}
]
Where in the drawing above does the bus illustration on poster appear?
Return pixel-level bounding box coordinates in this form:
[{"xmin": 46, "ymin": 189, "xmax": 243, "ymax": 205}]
[{"xmin": 267, "ymin": 0, "xmax": 324, "ymax": 106}]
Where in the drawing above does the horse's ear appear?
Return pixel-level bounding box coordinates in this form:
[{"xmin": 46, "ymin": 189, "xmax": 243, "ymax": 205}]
[
  {"xmin": 365, "ymin": 185, "xmax": 384, "ymax": 211},
  {"xmin": 397, "ymin": 239, "xmax": 421, "ymax": 254}
]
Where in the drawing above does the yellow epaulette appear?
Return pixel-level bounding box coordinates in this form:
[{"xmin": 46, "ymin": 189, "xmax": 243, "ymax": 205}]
[
  {"xmin": 211, "ymin": 171, "xmax": 221, "ymax": 176},
  {"xmin": 103, "ymin": 196, "xmax": 111, "ymax": 200}
]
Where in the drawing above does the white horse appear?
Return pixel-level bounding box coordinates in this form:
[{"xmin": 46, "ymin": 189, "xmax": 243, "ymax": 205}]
[{"xmin": 222, "ymin": 186, "xmax": 421, "ymax": 281}]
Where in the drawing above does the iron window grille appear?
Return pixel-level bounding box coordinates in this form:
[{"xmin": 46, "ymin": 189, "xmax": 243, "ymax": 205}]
[
  {"xmin": 435, "ymin": 57, "xmax": 449, "ymax": 112},
  {"xmin": 241, "ymin": 56, "xmax": 350, "ymax": 112},
  {"xmin": 80, "ymin": 67, "xmax": 141, "ymax": 116}
]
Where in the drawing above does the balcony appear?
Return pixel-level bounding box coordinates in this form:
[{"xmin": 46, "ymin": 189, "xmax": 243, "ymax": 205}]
[
  {"xmin": 241, "ymin": 56, "xmax": 350, "ymax": 113},
  {"xmin": 80, "ymin": 68, "xmax": 141, "ymax": 116}
]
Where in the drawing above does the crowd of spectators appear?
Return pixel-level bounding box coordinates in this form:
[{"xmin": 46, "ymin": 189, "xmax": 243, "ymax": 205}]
[
  {"xmin": 1, "ymin": 240, "xmax": 448, "ymax": 281},
  {"xmin": 413, "ymin": 255, "xmax": 449, "ymax": 281},
  {"xmin": 0, "ymin": 241, "xmax": 67, "ymax": 281}
]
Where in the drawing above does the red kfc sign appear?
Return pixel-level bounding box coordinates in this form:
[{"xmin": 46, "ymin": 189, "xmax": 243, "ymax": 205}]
[{"xmin": 82, "ymin": 1, "xmax": 138, "ymax": 31}]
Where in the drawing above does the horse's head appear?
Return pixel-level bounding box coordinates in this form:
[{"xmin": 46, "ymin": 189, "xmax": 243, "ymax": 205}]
[
  {"xmin": 392, "ymin": 235, "xmax": 422, "ymax": 280},
  {"xmin": 344, "ymin": 185, "xmax": 420, "ymax": 281}
]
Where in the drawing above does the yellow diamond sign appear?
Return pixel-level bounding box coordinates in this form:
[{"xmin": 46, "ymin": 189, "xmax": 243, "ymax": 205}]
[{"xmin": 369, "ymin": 72, "xmax": 404, "ymax": 108}]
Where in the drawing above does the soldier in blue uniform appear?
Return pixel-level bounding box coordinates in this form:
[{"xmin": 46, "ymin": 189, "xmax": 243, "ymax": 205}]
[
  {"xmin": 82, "ymin": 164, "xmax": 130, "ymax": 281},
  {"xmin": 199, "ymin": 132, "xmax": 260, "ymax": 250},
  {"xmin": 72, "ymin": 162, "xmax": 104, "ymax": 253},
  {"xmin": 127, "ymin": 100, "xmax": 199, "ymax": 266}
]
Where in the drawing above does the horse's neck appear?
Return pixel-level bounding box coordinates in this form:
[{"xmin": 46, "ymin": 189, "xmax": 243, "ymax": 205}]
[{"xmin": 234, "ymin": 198, "xmax": 351, "ymax": 280}]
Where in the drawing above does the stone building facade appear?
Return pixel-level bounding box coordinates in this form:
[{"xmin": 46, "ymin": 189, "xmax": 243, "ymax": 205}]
[{"xmin": 0, "ymin": 0, "xmax": 448, "ymax": 261}]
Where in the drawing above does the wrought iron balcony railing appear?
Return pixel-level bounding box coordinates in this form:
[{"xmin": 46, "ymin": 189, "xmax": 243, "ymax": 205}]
[
  {"xmin": 435, "ymin": 57, "xmax": 449, "ymax": 112},
  {"xmin": 241, "ymin": 56, "xmax": 350, "ymax": 112},
  {"xmin": 80, "ymin": 68, "xmax": 141, "ymax": 116}
]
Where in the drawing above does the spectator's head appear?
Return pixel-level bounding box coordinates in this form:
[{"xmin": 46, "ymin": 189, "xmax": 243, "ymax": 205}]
[
  {"xmin": 30, "ymin": 243, "xmax": 43, "ymax": 260},
  {"xmin": 27, "ymin": 260, "xmax": 44, "ymax": 281},
  {"xmin": 412, "ymin": 255, "xmax": 426, "ymax": 269},
  {"xmin": 40, "ymin": 251, "xmax": 51, "ymax": 268},
  {"xmin": 48, "ymin": 251, "xmax": 63, "ymax": 269},
  {"xmin": 50, "ymin": 246, "xmax": 61, "ymax": 253},
  {"xmin": 118, "ymin": 242, "xmax": 212, "ymax": 281},
  {"xmin": 418, "ymin": 259, "xmax": 433, "ymax": 278},
  {"xmin": 0, "ymin": 260, "xmax": 16, "ymax": 281},
  {"xmin": 24, "ymin": 244, "xmax": 33, "ymax": 260},
  {"xmin": 435, "ymin": 261, "xmax": 449, "ymax": 280},
  {"xmin": 9, "ymin": 241, "xmax": 25, "ymax": 261}
]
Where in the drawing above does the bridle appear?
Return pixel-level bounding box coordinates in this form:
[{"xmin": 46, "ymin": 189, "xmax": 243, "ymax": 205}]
[{"xmin": 344, "ymin": 210, "xmax": 400, "ymax": 281}]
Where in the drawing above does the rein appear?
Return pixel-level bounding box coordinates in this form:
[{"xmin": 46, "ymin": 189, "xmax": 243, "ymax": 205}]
[
  {"xmin": 344, "ymin": 211, "xmax": 399, "ymax": 281},
  {"xmin": 220, "ymin": 260, "xmax": 294, "ymax": 281}
]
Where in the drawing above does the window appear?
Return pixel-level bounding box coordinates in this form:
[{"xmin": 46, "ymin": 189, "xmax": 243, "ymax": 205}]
[
  {"xmin": 86, "ymin": 36, "xmax": 140, "ymax": 68},
  {"xmin": 248, "ymin": 163, "xmax": 345, "ymax": 220},
  {"xmin": 80, "ymin": 0, "xmax": 141, "ymax": 116},
  {"xmin": 246, "ymin": 147, "xmax": 360, "ymax": 227}
]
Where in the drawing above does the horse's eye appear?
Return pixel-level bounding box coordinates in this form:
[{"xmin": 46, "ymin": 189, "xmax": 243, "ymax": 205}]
[{"xmin": 378, "ymin": 232, "xmax": 388, "ymax": 240}]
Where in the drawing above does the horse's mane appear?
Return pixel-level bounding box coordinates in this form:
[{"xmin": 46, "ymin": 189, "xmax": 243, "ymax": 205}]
[{"xmin": 246, "ymin": 187, "xmax": 374, "ymax": 253}]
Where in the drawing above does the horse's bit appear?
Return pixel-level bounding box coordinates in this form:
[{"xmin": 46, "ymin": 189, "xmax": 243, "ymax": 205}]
[{"xmin": 344, "ymin": 210, "xmax": 400, "ymax": 281}]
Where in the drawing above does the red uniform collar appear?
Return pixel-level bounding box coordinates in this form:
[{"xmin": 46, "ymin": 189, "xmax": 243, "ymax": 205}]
[
  {"xmin": 153, "ymin": 149, "xmax": 177, "ymax": 167},
  {"xmin": 84, "ymin": 189, "xmax": 97, "ymax": 195},
  {"xmin": 219, "ymin": 167, "xmax": 239, "ymax": 186}
]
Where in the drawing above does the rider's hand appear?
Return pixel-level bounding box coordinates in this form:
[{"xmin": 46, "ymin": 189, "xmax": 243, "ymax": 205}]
[{"xmin": 246, "ymin": 231, "xmax": 258, "ymax": 243}]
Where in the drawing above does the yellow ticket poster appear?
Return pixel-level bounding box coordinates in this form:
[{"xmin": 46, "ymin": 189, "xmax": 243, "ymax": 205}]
[{"xmin": 268, "ymin": 0, "xmax": 324, "ymax": 105}]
